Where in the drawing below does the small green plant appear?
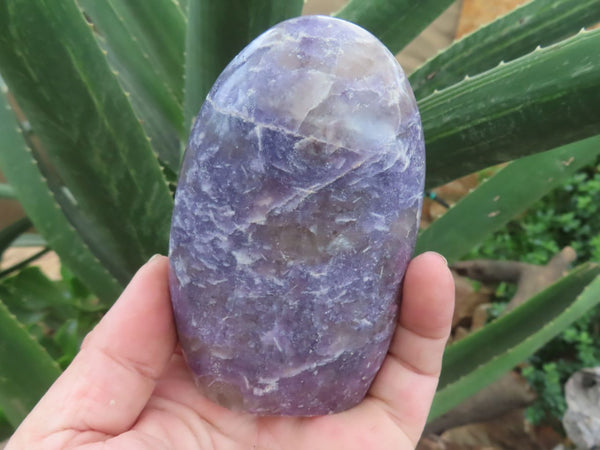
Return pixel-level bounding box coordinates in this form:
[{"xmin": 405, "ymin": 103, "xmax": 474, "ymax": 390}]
[
  {"xmin": 524, "ymin": 310, "xmax": 600, "ymax": 425},
  {"xmin": 0, "ymin": 265, "xmax": 102, "ymax": 369},
  {"xmin": 468, "ymin": 161, "xmax": 600, "ymax": 425},
  {"xmin": 469, "ymin": 162, "xmax": 600, "ymax": 266},
  {"xmin": 522, "ymin": 362, "xmax": 567, "ymax": 425}
]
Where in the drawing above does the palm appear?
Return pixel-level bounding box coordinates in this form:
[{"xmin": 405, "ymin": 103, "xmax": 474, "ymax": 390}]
[
  {"xmin": 121, "ymin": 354, "xmax": 414, "ymax": 449},
  {"xmin": 8, "ymin": 253, "xmax": 453, "ymax": 450}
]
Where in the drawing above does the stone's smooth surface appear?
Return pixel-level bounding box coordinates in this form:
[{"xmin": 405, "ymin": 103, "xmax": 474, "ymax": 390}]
[{"xmin": 169, "ymin": 15, "xmax": 425, "ymax": 416}]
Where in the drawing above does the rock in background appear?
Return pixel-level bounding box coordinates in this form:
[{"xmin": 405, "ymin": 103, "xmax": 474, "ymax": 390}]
[{"xmin": 563, "ymin": 368, "xmax": 600, "ymax": 449}]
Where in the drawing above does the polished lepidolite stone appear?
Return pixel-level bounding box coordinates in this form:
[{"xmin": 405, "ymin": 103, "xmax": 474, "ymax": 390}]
[{"xmin": 169, "ymin": 15, "xmax": 425, "ymax": 416}]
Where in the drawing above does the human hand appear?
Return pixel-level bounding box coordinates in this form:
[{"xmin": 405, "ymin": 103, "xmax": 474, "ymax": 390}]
[{"xmin": 7, "ymin": 251, "xmax": 454, "ymax": 449}]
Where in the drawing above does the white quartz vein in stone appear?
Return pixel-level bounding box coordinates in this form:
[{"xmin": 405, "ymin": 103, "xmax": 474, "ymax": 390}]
[
  {"xmin": 218, "ymin": 140, "xmax": 409, "ymax": 236},
  {"xmin": 173, "ymin": 254, "xmax": 191, "ymax": 286},
  {"xmin": 276, "ymin": 148, "xmax": 401, "ymax": 213},
  {"xmin": 256, "ymin": 348, "xmax": 348, "ymax": 387},
  {"xmin": 205, "ymin": 96, "xmax": 399, "ymax": 159},
  {"xmin": 334, "ymin": 215, "xmax": 356, "ymax": 224}
]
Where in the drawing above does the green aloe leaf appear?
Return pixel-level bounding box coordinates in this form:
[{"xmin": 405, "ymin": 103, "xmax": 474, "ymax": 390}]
[
  {"xmin": 175, "ymin": 0, "xmax": 188, "ymax": 14},
  {"xmin": 0, "ymin": 86, "xmax": 121, "ymax": 303},
  {"xmin": 0, "ymin": 183, "xmax": 15, "ymax": 199},
  {"xmin": 184, "ymin": 0, "xmax": 304, "ymax": 131},
  {"xmin": 416, "ymin": 134, "xmax": 600, "ymax": 263},
  {"xmin": 430, "ymin": 264, "xmax": 600, "ymax": 421},
  {"xmin": 411, "ymin": 0, "xmax": 600, "ymax": 99},
  {"xmin": 334, "ymin": 0, "xmax": 455, "ymax": 54},
  {"xmin": 0, "ymin": 0, "xmax": 174, "ymax": 284},
  {"xmin": 78, "ymin": 0, "xmax": 187, "ymax": 170},
  {"xmin": 421, "ymin": 28, "xmax": 600, "ymax": 188},
  {"xmin": 0, "ymin": 266, "xmax": 102, "ymax": 369},
  {"xmin": 0, "ymin": 268, "xmax": 76, "ymax": 328},
  {"xmin": 120, "ymin": 2, "xmax": 186, "ymax": 98},
  {"xmin": 83, "ymin": 0, "xmax": 186, "ymax": 106},
  {"xmin": 0, "ymin": 409, "xmax": 12, "ymax": 440},
  {"xmin": 0, "ymin": 298, "xmax": 61, "ymax": 426},
  {"xmin": 0, "ymin": 217, "xmax": 30, "ymax": 257},
  {"xmin": 9, "ymin": 234, "xmax": 46, "ymax": 248}
]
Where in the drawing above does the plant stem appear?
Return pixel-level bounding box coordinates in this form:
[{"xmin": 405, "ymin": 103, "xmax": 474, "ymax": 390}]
[{"xmin": 0, "ymin": 247, "xmax": 51, "ymax": 279}]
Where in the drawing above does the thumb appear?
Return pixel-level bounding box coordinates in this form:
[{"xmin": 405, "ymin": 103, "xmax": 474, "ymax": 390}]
[{"xmin": 8, "ymin": 255, "xmax": 177, "ymax": 447}]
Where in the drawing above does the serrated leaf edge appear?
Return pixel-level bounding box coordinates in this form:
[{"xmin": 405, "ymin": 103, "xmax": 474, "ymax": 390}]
[
  {"xmin": 0, "ymin": 94, "xmax": 122, "ymax": 303},
  {"xmin": 431, "ymin": 268, "xmax": 600, "ymax": 419}
]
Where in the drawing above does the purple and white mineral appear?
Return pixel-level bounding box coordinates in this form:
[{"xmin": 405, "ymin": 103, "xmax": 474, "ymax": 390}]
[{"xmin": 169, "ymin": 15, "xmax": 425, "ymax": 416}]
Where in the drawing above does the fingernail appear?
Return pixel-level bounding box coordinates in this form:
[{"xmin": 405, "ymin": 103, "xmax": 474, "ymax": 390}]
[
  {"xmin": 432, "ymin": 251, "xmax": 448, "ymax": 266},
  {"xmin": 148, "ymin": 254, "xmax": 161, "ymax": 263}
]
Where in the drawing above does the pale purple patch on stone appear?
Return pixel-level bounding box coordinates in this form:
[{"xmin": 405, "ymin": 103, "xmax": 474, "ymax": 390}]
[{"xmin": 169, "ymin": 15, "xmax": 425, "ymax": 416}]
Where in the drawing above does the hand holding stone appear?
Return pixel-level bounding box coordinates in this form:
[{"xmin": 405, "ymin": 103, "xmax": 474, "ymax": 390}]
[{"xmin": 7, "ymin": 252, "xmax": 454, "ymax": 449}]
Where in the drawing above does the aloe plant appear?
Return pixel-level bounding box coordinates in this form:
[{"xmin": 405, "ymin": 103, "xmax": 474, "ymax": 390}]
[{"xmin": 1, "ymin": 0, "xmax": 600, "ymax": 436}]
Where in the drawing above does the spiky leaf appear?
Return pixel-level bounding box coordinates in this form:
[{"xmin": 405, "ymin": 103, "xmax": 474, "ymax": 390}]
[
  {"xmin": 0, "ymin": 0, "xmax": 174, "ymax": 284},
  {"xmin": 416, "ymin": 134, "xmax": 600, "ymax": 263},
  {"xmin": 0, "ymin": 298, "xmax": 61, "ymax": 426},
  {"xmin": 0, "ymin": 266, "xmax": 103, "ymax": 369},
  {"xmin": 0, "ymin": 409, "xmax": 12, "ymax": 440},
  {"xmin": 411, "ymin": 0, "xmax": 600, "ymax": 98},
  {"xmin": 421, "ymin": 28, "xmax": 600, "ymax": 188},
  {"xmin": 430, "ymin": 264, "xmax": 600, "ymax": 421},
  {"xmin": 78, "ymin": 0, "xmax": 187, "ymax": 170},
  {"xmin": 0, "ymin": 86, "xmax": 121, "ymax": 303}
]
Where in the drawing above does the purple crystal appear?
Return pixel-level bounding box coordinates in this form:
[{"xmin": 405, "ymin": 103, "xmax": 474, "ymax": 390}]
[{"xmin": 169, "ymin": 15, "xmax": 425, "ymax": 416}]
